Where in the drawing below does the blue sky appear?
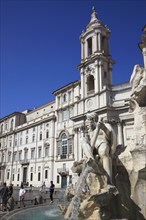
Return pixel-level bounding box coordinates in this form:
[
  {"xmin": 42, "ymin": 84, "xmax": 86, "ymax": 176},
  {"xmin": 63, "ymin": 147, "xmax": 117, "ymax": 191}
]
[{"xmin": 0, "ymin": 0, "xmax": 146, "ymax": 118}]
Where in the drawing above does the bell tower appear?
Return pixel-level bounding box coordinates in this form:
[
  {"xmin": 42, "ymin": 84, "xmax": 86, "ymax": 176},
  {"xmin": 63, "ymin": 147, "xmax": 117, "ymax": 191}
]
[{"xmin": 78, "ymin": 7, "xmax": 115, "ymax": 110}]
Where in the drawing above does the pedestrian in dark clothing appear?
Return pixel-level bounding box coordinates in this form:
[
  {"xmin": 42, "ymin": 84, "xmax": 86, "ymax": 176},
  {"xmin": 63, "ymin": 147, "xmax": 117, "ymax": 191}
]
[
  {"xmin": 0, "ymin": 182, "xmax": 9, "ymax": 211},
  {"xmin": 8, "ymin": 184, "xmax": 13, "ymax": 197},
  {"xmin": 49, "ymin": 181, "xmax": 55, "ymax": 203}
]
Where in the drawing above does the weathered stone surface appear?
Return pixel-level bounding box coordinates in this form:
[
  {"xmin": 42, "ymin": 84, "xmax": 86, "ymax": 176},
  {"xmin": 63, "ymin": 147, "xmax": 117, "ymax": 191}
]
[
  {"xmin": 7, "ymin": 196, "xmax": 15, "ymax": 211},
  {"xmin": 34, "ymin": 194, "xmax": 43, "ymax": 205}
]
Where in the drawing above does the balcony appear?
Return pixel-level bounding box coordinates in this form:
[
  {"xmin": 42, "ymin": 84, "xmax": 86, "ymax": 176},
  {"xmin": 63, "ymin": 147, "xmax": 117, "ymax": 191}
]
[
  {"xmin": 57, "ymin": 154, "xmax": 74, "ymax": 160},
  {"xmin": 20, "ymin": 159, "xmax": 29, "ymax": 166},
  {"xmin": 57, "ymin": 167, "xmax": 69, "ymax": 176}
]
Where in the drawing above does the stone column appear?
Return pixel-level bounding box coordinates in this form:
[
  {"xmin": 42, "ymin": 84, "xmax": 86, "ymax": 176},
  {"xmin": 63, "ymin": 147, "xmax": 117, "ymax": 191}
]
[
  {"xmin": 84, "ymin": 41, "xmax": 88, "ymax": 58},
  {"xmin": 117, "ymin": 120, "xmax": 124, "ymax": 146},
  {"xmin": 81, "ymin": 40, "xmax": 85, "ymax": 60},
  {"xmin": 80, "ymin": 68, "xmax": 85, "ymax": 99},
  {"xmin": 99, "ymin": 61, "xmax": 103, "ymax": 92},
  {"xmin": 94, "ymin": 61, "xmax": 99, "ymax": 93},
  {"xmin": 92, "ymin": 33, "xmax": 98, "ymax": 53},
  {"xmin": 98, "ymin": 33, "xmax": 102, "ymax": 52}
]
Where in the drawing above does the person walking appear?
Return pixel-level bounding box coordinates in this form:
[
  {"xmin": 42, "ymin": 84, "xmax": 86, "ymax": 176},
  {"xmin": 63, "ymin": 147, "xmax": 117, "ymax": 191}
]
[
  {"xmin": 6, "ymin": 183, "xmax": 14, "ymax": 211},
  {"xmin": 18, "ymin": 183, "xmax": 26, "ymax": 208},
  {"xmin": 8, "ymin": 183, "xmax": 13, "ymax": 198},
  {"xmin": 0, "ymin": 182, "xmax": 9, "ymax": 211},
  {"xmin": 40, "ymin": 181, "xmax": 46, "ymax": 193},
  {"xmin": 49, "ymin": 181, "xmax": 55, "ymax": 203}
]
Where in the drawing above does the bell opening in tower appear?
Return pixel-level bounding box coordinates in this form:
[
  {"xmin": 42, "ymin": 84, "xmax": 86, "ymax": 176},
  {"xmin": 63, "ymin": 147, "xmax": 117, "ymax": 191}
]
[{"xmin": 87, "ymin": 37, "xmax": 92, "ymax": 56}]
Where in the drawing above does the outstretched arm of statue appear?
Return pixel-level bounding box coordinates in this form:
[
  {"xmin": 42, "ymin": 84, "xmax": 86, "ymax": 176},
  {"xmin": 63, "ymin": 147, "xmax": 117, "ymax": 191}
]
[{"xmin": 91, "ymin": 118, "xmax": 103, "ymax": 147}]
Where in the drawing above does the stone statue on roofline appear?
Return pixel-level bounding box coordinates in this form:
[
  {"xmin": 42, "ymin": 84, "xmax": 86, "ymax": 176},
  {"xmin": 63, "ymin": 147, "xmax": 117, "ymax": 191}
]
[{"xmin": 129, "ymin": 64, "xmax": 146, "ymax": 111}]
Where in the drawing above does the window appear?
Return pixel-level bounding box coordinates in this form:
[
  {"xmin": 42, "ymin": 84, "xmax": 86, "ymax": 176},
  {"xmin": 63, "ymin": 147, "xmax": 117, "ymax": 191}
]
[
  {"xmin": 61, "ymin": 134, "xmax": 67, "ymax": 159},
  {"xmin": 30, "ymin": 173, "xmax": 33, "ymax": 181},
  {"xmin": 87, "ymin": 37, "xmax": 92, "ymax": 56},
  {"xmin": 87, "ymin": 75, "xmax": 94, "ymax": 92},
  {"xmin": 9, "ymin": 141, "xmax": 12, "ymax": 147},
  {"xmin": 7, "ymin": 170, "xmax": 10, "ymax": 180},
  {"xmin": 32, "ymin": 134, "xmax": 35, "ymax": 142},
  {"xmin": 26, "ymin": 130, "xmax": 28, "ymax": 134},
  {"xmin": 38, "ymin": 173, "xmax": 41, "ymax": 181},
  {"xmin": 38, "ymin": 147, "xmax": 42, "ymax": 158},
  {"xmin": 11, "ymin": 119, "xmax": 14, "ymax": 129},
  {"xmin": 20, "ymin": 137, "xmax": 22, "ymax": 145},
  {"xmin": 68, "ymin": 91, "xmax": 71, "ymax": 101},
  {"xmin": 46, "ymin": 130, "xmax": 49, "ymax": 139},
  {"xmin": 57, "ymin": 142, "xmax": 61, "ymax": 156},
  {"xmin": 17, "ymin": 168, "xmax": 20, "ymax": 181},
  {"xmin": 45, "ymin": 170, "xmax": 48, "ymax": 179},
  {"xmin": 40, "ymin": 132, "xmax": 42, "ymax": 140},
  {"xmin": 5, "ymin": 123, "xmax": 8, "ymax": 130},
  {"xmin": 17, "ymin": 173, "xmax": 20, "ymax": 181},
  {"xmin": 19, "ymin": 151, "xmax": 22, "ymax": 161},
  {"xmin": 26, "ymin": 136, "xmax": 28, "ymax": 144},
  {"xmin": 45, "ymin": 147, "xmax": 49, "ymax": 157},
  {"xmin": 33, "ymin": 127, "xmax": 35, "ymax": 132},
  {"xmin": 57, "ymin": 133, "xmax": 73, "ymax": 160},
  {"xmin": 38, "ymin": 166, "xmax": 41, "ymax": 181},
  {"xmin": 63, "ymin": 93, "xmax": 67, "ymax": 102},
  {"xmin": 68, "ymin": 139, "xmax": 73, "ymax": 154},
  {"xmin": 57, "ymin": 175, "xmax": 60, "ymax": 183},
  {"xmin": 31, "ymin": 148, "xmax": 35, "ymax": 159},
  {"xmin": 63, "ymin": 109, "xmax": 68, "ymax": 121},
  {"xmin": 8, "ymin": 152, "xmax": 11, "ymax": 162},
  {"xmin": 13, "ymin": 152, "xmax": 17, "ymax": 161},
  {"xmin": 15, "ymin": 139, "xmax": 17, "ymax": 146},
  {"xmin": 30, "ymin": 167, "xmax": 33, "ymax": 181},
  {"xmin": 40, "ymin": 125, "xmax": 42, "ymax": 130},
  {"xmin": 24, "ymin": 149, "xmax": 28, "ymax": 160},
  {"xmin": 1, "ymin": 124, "xmax": 3, "ymax": 133},
  {"xmin": 58, "ymin": 96, "xmax": 60, "ymax": 105},
  {"xmin": 12, "ymin": 169, "xmax": 15, "ymax": 181}
]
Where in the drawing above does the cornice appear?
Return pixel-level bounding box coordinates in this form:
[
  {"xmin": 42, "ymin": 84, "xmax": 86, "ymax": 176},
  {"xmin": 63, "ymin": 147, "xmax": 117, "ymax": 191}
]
[
  {"xmin": 52, "ymin": 80, "xmax": 80, "ymax": 95},
  {"xmin": 0, "ymin": 115, "xmax": 56, "ymax": 138},
  {"xmin": 78, "ymin": 54, "xmax": 115, "ymax": 69}
]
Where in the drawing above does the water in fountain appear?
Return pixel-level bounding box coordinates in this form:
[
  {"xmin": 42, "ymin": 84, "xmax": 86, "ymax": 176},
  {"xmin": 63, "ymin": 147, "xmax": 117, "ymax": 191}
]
[{"xmin": 9, "ymin": 205, "xmax": 64, "ymax": 220}]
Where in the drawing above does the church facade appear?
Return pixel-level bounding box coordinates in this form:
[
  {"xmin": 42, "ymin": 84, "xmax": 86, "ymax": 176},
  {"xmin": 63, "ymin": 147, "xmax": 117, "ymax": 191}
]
[{"xmin": 0, "ymin": 8, "xmax": 145, "ymax": 188}]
